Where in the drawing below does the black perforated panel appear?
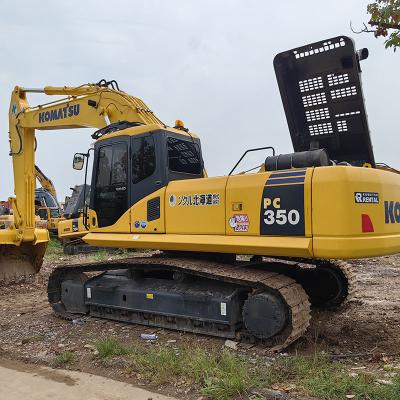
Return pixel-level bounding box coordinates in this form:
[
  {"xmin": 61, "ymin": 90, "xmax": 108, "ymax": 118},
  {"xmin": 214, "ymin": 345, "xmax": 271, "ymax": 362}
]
[
  {"xmin": 274, "ymin": 36, "xmax": 375, "ymax": 167},
  {"xmin": 147, "ymin": 197, "xmax": 160, "ymax": 222}
]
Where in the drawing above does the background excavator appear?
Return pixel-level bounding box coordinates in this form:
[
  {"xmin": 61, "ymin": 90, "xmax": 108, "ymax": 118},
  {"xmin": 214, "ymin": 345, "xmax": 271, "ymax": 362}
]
[
  {"xmin": 35, "ymin": 175, "xmax": 96, "ymax": 254},
  {"xmin": 58, "ymin": 185, "xmax": 126, "ymax": 254},
  {"xmin": 1, "ymin": 36, "xmax": 400, "ymax": 348},
  {"xmin": 0, "ymin": 166, "xmax": 61, "ymax": 233},
  {"xmin": 34, "ymin": 165, "xmax": 63, "ymax": 234},
  {"xmin": 58, "ymin": 184, "xmax": 98, "ymax": 254},
  {"xmin": 0, "ymin": 201, "xmax": 12, "ymax": 230}
]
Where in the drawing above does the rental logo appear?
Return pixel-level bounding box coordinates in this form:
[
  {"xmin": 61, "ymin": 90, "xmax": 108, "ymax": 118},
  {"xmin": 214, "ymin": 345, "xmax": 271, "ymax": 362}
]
[
  {"xmin": 384, "ymin": 201, "xmax": 400, "ymax": 224},
  {"xmin": 38, "ymin": 104, "xmax": 80, "ymax": 123}
]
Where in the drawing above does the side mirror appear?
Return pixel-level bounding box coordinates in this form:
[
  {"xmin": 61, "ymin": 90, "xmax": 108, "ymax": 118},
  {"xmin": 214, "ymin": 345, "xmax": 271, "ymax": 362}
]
[{"xmin": 73, "ymin": 153, "xmax": 85, "ymax": 170}]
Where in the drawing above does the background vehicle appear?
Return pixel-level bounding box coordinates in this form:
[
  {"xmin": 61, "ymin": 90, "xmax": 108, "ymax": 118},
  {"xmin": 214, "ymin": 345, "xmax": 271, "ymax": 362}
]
[
  {"xmin": 2, "ymin": 36, "xmax": 400, "ymax": 348},
  {"xmin": 35, "ymin": 165, "xmax": 63, "ymax": 234},
  {"xmin": 58, "ymin": 185, "xmax": 96, "ymax": 254},
  {"xmin": 0, "ymin": 202, "xmax": 12, "ymax": 230},
  {"xmin": 0, "ymin": 204, "xmax": 10, "ymax": 216}
]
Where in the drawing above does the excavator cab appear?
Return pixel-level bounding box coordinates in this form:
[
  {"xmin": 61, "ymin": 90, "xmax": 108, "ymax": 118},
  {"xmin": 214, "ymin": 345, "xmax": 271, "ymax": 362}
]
[
  {"xmin": 71, "ymin": 122, "xmax": 204, "ymax": 232},
  {"xmin": 35, "ymin": 188, "xmax": 61, "ymax": 217}
]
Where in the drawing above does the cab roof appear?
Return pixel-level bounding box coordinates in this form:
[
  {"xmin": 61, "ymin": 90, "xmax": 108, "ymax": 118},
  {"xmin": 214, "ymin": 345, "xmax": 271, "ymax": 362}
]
[{"xmin": 95, "ymin": 123, "xmax": 200, "ymax": 142}]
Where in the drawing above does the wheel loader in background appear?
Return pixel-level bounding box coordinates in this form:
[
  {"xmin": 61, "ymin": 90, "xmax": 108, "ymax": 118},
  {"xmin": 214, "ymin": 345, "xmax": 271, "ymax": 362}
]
[{"xmin": 2, "ymin": 36, "xmax": 400, "ymax": 348}]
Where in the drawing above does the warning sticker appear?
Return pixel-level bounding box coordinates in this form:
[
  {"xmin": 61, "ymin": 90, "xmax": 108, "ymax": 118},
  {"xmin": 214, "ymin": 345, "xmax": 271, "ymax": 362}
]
[
  {"xmin": 220, "ymin": 302, "xmax": 227, "ymax": 316},
  {"xmin": 72, "ymin": 219, "xmax": 79, "ymax": 232}
]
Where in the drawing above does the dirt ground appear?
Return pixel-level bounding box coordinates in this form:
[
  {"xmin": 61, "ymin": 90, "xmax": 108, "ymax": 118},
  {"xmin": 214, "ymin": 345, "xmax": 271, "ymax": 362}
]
[{"xmin": 0, "ymin": 252, "xmax": 399, "ymax": 399}]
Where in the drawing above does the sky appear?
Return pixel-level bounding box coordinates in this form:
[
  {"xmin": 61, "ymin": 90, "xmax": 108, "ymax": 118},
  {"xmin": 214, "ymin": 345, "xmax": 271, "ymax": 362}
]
[{"xmin": 0, "ymin": 0, "xmax": 399, "ymax": 201}]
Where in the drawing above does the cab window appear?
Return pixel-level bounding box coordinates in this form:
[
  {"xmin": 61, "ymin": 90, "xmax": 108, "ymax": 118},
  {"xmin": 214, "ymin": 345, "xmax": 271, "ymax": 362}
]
[
  {"xmin": 167, "ymin": 137, "xmax": 202, "ymax": 175},
  {"xmin": 96, "ymin": 144, "xmax": 127, "ymax": 188},
  {"xmin": 131, "ymin": 136, "xmax": 156, "ymax": 184},
  {"xmin": 94, "ymin": 142, "xmax": 128, "ymax": 227}
]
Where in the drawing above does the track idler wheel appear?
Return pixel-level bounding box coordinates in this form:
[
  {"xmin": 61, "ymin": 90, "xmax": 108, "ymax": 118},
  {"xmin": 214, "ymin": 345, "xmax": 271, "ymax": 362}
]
[
  {"xmin": 300, "ymin": 261, "xmax": 351, "ymax": 309},
  {"xmin": 242, "ymin": 291, "xmax": 288, "ymax": 340},
  {"xmin": 48, "ymin": 270, "xmax": 88, "ymax": 318}
]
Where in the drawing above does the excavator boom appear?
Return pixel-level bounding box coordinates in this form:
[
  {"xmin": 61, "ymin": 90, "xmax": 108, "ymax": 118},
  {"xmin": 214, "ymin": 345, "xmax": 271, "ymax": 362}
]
[{"xmin": 2, "ymin": 81, "xmax": 165, "ymax": 279}]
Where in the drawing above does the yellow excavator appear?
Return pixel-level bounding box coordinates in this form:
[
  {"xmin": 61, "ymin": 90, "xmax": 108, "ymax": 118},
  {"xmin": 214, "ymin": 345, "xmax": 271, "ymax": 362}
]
[
  {"xmin": 2, "ymin": 36, "xmax": 400, "ymax": 348},
  {"xmin": 0, "ymin": 166, "xmax": 62, "ymax": 234},
  {"xmin": 0, "ymin": 201, "xmax": 13, "ymax": 230},
  {"xmin": 34, "ymin": 165, "xmax": 64, "ymax": 234},
  {"xmin": 57, "ymin": 184, "xmax": 93, "ymax": 254},
  {"xmin": 34, "ymin": 164, "xmax": 58, "ymax": 202}
]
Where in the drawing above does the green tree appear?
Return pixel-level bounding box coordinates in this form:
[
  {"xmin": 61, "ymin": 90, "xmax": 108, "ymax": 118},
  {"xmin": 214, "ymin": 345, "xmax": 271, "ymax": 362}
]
[{"xmin": 367, "ymin": 0, "xmax": 400, "ymax": 50}]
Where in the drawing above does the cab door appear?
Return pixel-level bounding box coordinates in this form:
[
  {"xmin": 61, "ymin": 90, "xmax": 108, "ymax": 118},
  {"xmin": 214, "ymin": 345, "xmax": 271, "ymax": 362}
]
[
  {"xmin": 91, "ymin": 137, "xmax": 130, "ymax": 231},
  {"xmin": 130, "ymin": 132, "xmax": 166, "ymax": 233}
]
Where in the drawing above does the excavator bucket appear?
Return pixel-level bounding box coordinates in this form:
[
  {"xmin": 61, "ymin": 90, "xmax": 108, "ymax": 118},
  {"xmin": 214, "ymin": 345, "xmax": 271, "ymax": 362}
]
[
  {"xmin": 0, "ymin": 243, "xmax": 46, "ymax": 280},
  {"xmin": 0, "ymin": 230, "xmax": 48, "ymax": 281}
]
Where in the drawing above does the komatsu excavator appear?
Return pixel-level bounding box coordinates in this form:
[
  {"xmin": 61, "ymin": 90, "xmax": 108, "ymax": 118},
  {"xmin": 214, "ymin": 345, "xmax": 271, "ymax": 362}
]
[
  {"xmin": 34, "ymin": 165, "xmax": 58, "ymax": 202},
  {"xmin": 57, "ymin": 184, "xmax": 94, "ymax": 254},
  {"xmin": 2, "ymin": 36, "xmax": 400, "ymax": 348},
  {"xmin": 0, "ymin": 166, "xmax": 61, "ymax": 234},
  {"xmin": 34, "ymin": 165, "xmax": 63, "ymax": 234}
]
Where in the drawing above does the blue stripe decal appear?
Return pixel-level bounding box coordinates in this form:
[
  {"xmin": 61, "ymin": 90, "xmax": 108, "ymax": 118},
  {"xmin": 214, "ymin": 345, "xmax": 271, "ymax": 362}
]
[
  {"xmin": 269, "ymin": 171, "xmax": 306, "ymax": 178},
  {"xmin": 266, "ymin": 177, "xmax": 305, "ymax": 185}
]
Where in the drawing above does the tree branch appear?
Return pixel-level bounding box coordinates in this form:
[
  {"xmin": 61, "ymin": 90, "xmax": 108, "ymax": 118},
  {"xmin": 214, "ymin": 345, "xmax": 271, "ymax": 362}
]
[
  {"xmin": 369, "ymin": 20, "xmax": 400, "ymax": 30},
  {"xmin": 350, "ymin": 21, "xmax": 375, "ymax": 34}
]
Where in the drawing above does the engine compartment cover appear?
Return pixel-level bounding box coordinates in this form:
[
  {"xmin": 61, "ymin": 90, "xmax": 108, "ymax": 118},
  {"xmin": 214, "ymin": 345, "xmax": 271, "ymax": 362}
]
[{"xmin": 274, "ymin": 35, "xmax": 375, "ymax": 167}]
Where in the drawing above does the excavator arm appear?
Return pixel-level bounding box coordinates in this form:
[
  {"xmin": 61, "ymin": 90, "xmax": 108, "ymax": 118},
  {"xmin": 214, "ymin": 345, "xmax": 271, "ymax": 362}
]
[
  {"xmin": 34, "ymin": 165, "xmax": 58, "ymax": 200},
  {"xmin": 2, "ymin": 81, "xmax": 164, "ymax": 279}
]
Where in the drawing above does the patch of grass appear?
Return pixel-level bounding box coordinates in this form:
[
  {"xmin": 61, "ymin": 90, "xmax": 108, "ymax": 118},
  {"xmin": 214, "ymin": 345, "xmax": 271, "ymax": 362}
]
[
  {"xmin": 91, "ymin": 338, "xmax": 400, "ymax": 400},
  {"xmin": 200, "ymin": 349, "xmax": 266, "ymax": 400},
  {"xmin": 94, "ymin": 338, "xmax": 263, "ymax": 399},
  {"xmin": 53, "ymin": 351, "xmax": 74, "ymax": 366},
  {"xmin": 95, "ymin": 338, "xmax": 130, "ymax": 359},
  {"xmin": 45, "ymin": 238, "xmax": 63, "ymax": 260},
  {"xmin": 270, "ymin": 353, "xmax": 400, "ymax": 400},
  {"xmin": 89, "ymin": 249, "xmax": 131, "ymax": 262},
  {"xmin": 89, "ymin": 250, "xmax": 111, "ymax": 262},
  {"xmin": 129, "ymin": 345, "xmax": 183, "ymax": 383},
  {"xmin": 128, "ymin": 344, "xmax": 265, "ymax": 399}
]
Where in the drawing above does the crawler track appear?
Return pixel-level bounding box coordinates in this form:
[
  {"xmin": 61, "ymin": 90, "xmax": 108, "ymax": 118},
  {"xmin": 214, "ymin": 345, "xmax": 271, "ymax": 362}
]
[
  {"xmin": 331, "ymin": 260, "xmax": 357, "ymax": 305},
  {"xmin": 48, "ymin": 255, "xmax": 311, "ymax": 350},
  {"xmin": 278, "ymin": 259, "xmax": 357, "ymax": 309}
]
